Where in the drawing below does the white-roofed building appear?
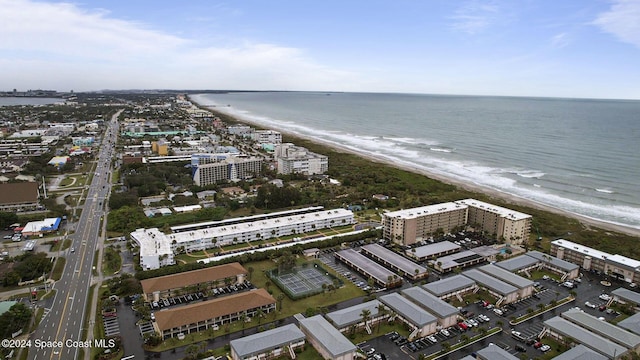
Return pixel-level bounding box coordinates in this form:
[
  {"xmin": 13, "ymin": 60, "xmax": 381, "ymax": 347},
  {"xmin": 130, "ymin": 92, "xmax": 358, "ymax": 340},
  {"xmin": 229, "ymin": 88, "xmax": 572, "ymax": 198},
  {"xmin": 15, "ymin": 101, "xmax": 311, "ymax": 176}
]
[
  {"xmin": 381, "ymin": 202, "xmax": 468, "ymax": 245},
  {"xmin": 230, "ymin": 323, "xmax": 305, "ymax": 360},
  {"xmin": 455, "ymin": 199, "xmax": 532, "ymax": 245},
  {"xmin": 406, "ymin": 241, "xmax": 461, "ymax": 261},
  {"xmin": 131, "ymin": 208, "xmax": 355, "ymax": 270},
  {"xmin": 275, "ymin": 143, "xmax": 328, "ymax": 175},
  {"xmin": 361, "ymin": 244, "xmax": 428, "ymax": 280},
  {"xmin": 298, "ymin": 315, "xmax": 357, "ymax": 360}
]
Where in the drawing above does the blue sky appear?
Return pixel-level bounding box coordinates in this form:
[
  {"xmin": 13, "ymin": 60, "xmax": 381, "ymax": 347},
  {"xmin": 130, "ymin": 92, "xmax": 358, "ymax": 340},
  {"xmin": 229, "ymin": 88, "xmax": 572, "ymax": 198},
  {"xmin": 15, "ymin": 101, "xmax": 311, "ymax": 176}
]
[{"xmin": 2, "ymin": 0, "xmax": 640, "ymax": 99}]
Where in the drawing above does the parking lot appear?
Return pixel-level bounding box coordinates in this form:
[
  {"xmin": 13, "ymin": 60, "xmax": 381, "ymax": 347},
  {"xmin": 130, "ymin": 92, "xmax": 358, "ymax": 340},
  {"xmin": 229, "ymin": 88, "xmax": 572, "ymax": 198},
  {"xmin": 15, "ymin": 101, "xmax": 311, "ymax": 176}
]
[
  {"xmin": 149, "ymin": 280, "xmax": 256, "ymax": 311},
  {"xmin": 357, "ymin": 268, "xmax": 631, "ymax": 359}
]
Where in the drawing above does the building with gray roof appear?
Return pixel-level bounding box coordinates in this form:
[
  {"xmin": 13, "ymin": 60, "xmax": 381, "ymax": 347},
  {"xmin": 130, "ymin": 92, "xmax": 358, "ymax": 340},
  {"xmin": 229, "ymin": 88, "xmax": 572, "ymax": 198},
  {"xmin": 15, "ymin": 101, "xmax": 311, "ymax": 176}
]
[
  {"xmin": 612, "ymin": 287, "xmax": 640, "ymax": 306},
  {"xmin": 543, "ymin": 316, "xmax": 628, "ymax": 359},
  {"xmin": 430, "ymin": 250, "xmax": 486, "ymax": 273},
  {"xmin": 334, "ymin": 249, "xmax": 402, "ymax": 288},
  {"xmin": 379, "ymin": 293, "xmax": 437, "ymax": 337},
  {"xmin": 325, "ymin": 300, "xmax": 388, "ymax": 331},
  {"xmin": 422, "ymin": 275, "xmax": 477, "ymax": 300},
  {"xmin": 496, "ymin": 254, "xmax": 539, "ymax": 272},
  {"xmin": 478, "ymin": 264, "xmax": 534, "ymax": 298},
  {"xmin": 561, "ymin": 308, "xmax": 640, "ymax": 349},
  {"xmin": 298, "ymin": 315, "xmax": 357, "ymax": 360},
  {"xmin": 476, "ymin": 343, "xmax": 519, "ymax": 360},
  {"xmin": 361, "ymin": 244, "xmax": 428, "ymax": 280},
  {"xmin": 402, "ymin": 286, "xmax": 459, "ymax": 328},
  {"xmin": 462, "ymin": 269, "xmax": 519, "ymax": 304},
  {"xmin": 406, "ymin": 241, "xmax": 461, "ymax": 261},
  {"xmin": 230, "ymin": 323, "xmax": 306, "ymax": 360},
  {"xmin": 551, "ymin": 345, "xmax": 607, "ymax": 360},
  {"xmin": 617, "ymin": 313, "xmax": 640, "ymax": 336},
  {"xmin": 526, "ymin": 251, "xmax": 580, "ymax": 279}
]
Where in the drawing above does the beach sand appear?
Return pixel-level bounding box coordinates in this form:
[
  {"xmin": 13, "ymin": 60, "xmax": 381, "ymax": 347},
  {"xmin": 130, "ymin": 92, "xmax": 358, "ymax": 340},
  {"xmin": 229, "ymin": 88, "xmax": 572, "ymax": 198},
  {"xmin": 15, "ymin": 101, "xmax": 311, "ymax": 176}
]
[{"xmin": 195, "ymin": 100, "xmax": 640, "ymax": 239}]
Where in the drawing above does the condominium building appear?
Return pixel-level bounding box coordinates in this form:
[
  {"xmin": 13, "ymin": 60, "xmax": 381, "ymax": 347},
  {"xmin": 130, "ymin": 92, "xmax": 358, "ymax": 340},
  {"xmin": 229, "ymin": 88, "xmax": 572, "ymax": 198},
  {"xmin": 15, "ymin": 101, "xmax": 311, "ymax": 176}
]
[
  {"xmin": 275, "ymin": 143, "xmax": 328, "ymax": 175},
  {"xmin": 131, "ymin": 208, "xmax": 355, "ymax": 270},
  {"xmin": 382, "ymin": 202, "xmax": 468, "ymax": 245},
  {"xmin": 192, "ymin": 154, "xmax": 262, "ymax": 186},
  {"xmin": 551, "ymin": 239, "xmax": 640, "ymax": 284},
  {"xmin": 455, "ymin": 199, "xmax": 532, "ymax": 244},
  {"xmin": 251, "ymin": 130, "xmax": 282, "ymax": 144}
]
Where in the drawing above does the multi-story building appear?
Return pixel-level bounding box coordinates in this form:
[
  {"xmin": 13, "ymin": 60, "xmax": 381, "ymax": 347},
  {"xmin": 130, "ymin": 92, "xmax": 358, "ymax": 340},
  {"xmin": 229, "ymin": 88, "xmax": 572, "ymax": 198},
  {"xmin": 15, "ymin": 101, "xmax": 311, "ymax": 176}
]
[
  {"xmin": 251, "ymin": 130, "xmax": 282, "ymax": 144},
  {"xmin": 227, "ymin": 125, "xmax": 253, "ymax": 136},
  {"xmin": 274, "ymin": 143, "xmax": 328, "ymax": 175},
  {"xmin": 551, "ymin": 239, "xmax": 640, "ymax": 284},
  {"xmin": 192, "ymin": 154, "xmax": 262, "ymax": 186},
  {"xmin": 455, "ymin": 199, "xmax": 532, "ymax": 244},
  {"xmin": 0, "ymin": 182, "xmax": 40, "ymax": 212},
  {"xmin": 382, "ymin": 202, "xmax": 468, "ymax": 245},
  {"xmin": 131, "ymin": 208, "xmax": 355, "ymax": 270}
]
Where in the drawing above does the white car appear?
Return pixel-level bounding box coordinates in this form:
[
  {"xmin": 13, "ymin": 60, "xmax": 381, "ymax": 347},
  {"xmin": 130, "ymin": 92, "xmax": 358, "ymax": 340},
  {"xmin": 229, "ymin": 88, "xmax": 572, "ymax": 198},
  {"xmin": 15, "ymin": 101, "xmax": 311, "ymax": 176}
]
[
  {"xmin": 599, "ymin": 294, "xmax": 611, "ymax": 301},
  {"xmin": 493, "ymin": 308, "xmax": 503, "ymax": 316},
  {"xmin": 427, "ymin": 335, "xmax": 437, "ymax": 343},
  {"xmin": 540, "ymin": 344, "xmax": 551, "ymax": 352},
  {"xmin": 480, "ymin": 314, "xmax": 490, "ymax": 322},
  {"xmin": 585, "ymin": 301, "xmax": 597, "ymax": 309},
  {"xmin": 365, "ymin": 348, "xmax": 375, "ymax": 356},
  {"xmin": 440, "ymin": 329, "xmax": 450, "ymax": 337}
]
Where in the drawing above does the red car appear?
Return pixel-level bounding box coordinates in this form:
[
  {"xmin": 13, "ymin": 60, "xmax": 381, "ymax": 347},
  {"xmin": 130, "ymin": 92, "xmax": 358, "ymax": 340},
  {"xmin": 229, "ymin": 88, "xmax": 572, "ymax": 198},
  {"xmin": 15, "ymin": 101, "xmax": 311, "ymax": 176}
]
[
  {"xmin": 482, "ymin": 300, "xmax": 489, "ymax": 307},
  {"xmin": 533, "ymin": 342, "xmax": 543, "ymax": 349},
  {"xmin": 458, "ymin": 322, "xmax": 468, "ymax": 331}
]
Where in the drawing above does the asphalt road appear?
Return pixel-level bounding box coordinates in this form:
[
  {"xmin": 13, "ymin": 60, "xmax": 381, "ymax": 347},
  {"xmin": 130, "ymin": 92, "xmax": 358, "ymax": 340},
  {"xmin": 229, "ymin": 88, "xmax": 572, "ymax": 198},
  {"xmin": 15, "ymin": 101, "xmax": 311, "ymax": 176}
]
[{"xmin": 28, "ymin": 113, "xmax": 120, "ymax": 360}]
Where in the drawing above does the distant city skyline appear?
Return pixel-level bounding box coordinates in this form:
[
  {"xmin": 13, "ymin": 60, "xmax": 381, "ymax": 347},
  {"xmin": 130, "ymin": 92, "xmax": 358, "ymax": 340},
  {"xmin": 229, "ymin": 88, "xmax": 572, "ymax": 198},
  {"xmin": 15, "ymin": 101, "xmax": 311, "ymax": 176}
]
[{"xmin": 2, "ymin": 0, "xmax": 640, "ymax": 99}]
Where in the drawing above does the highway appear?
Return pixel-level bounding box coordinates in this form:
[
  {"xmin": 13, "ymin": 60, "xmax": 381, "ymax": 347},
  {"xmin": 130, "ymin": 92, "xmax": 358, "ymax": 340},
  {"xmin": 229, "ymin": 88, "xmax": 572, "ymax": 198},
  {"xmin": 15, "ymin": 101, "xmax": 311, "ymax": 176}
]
[{"xmin": 28, "ymin": 111, "xmax": 120, "ymax": 360}]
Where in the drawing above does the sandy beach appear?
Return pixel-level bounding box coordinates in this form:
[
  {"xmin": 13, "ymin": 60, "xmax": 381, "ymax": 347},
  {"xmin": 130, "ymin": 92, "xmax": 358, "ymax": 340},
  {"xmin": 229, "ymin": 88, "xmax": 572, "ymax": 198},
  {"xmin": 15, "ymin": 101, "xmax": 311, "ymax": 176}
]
[{"xmin": 194, "ymin": 99, "xmax": 640, "ymax": 239}]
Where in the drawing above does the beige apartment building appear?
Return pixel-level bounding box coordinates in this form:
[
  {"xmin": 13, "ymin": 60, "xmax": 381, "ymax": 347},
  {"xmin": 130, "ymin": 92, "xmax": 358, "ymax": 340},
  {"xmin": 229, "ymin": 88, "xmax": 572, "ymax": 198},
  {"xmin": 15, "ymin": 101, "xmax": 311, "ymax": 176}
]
[
  {"xmin": 455, "ymin": 199, "xmax": 532, "ymax": 244},
  {"xmin": 382, "ymin": 202, "xmax": 468, "ymax": 245}
]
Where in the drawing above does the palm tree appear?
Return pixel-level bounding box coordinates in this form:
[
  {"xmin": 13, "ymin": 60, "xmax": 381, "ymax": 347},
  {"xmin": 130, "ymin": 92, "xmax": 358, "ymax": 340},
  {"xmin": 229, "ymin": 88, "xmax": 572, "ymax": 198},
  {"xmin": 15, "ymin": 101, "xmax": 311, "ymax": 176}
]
[
  {"xmin": 376, "ymin": 303, "xmax": 387, "ymax": 333},
  {"xmin": 247, "ymin": 266, "xmax": 254, "ymax": 281},
  {"xmin": 360, "ymin": 309, "xmax": 372, "ymax": 333}
]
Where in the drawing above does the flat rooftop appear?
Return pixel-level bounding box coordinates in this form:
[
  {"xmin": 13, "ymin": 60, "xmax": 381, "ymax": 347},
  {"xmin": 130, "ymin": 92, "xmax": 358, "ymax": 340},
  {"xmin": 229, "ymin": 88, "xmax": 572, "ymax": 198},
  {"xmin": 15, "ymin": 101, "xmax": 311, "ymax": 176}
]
[
  {"xmin": 433, "ymin": 250, "xmax": 484, "ymax": 271},
  {"xmin": 462, "ymin": 269, "xmax": 518, "ymax": 296},
  {"xmin": 496, "ymin": 254, "xmax": 539, "ymax": 272},
  {"xmin": 379, "ymin": 293, "xmax": 437, "ymax": 328},
  {"xmin": 562, "ymin": 308, "xmax": 640, "ymax": 348},
  {"xmin": 140, "ymin": 262, "xmax": 247, "ymax": 294},
  {"xmin": 335, "ymin": 249, "xmax": 398, "ymax": 285},
  {"xmin": 382, "ymin": 202, "xmax": 467, "ymax": 219},
  {"xmin": 298, "ymin": 315, "xmax": 357, "ymax": 357},
  {"xmin": 544, "ymin": 316, "xmax": 628, "ymax": 359},
  {"xmin": 550, "ymin": 344, "xmax": 606, "ymax": 360},
  {"xmin": 401, "ymin": 286, "xmax": 458, "ymax": 318},
  {"xmin": 612, "ymin": 287, "xmax": 640, "ymax": 305},
  {"xmin": 553, "ymin": 239, "xmax": 640, "ymax": 270},
  {"xmin": 476, "ymin": 343, "xmax": 520, "ymax": 360},
  {"xmin": 361, "ymin": 244, "xmax": 427, "ymax": 275},
  {"xmin": 230, "ymin": 323, "xmax": 305, "ymax": 359},
  {"xmin": 325, "ymin": 300, "xmax": 385, "ymax": 329},
  {"xmin": 526, "ymin": 251, "xmax": 579, "ymax": 272},
  {"xmin": 479, "ymin": 264, "xmax": 534, "ymax": 289},
  {"xmin": 617, "ymin": 313, "xmax": 640, "ymax": 336},
  {"xmin": 407, "ymin": 241, "xmax": 461, "ymax": 259},
  {"xmin": 456, "ymin": 198, "xmax": 531, "ymax": 221},
  {"xmin": 422, "ymin": 275, "xmax": 476, "ymax": 297}
]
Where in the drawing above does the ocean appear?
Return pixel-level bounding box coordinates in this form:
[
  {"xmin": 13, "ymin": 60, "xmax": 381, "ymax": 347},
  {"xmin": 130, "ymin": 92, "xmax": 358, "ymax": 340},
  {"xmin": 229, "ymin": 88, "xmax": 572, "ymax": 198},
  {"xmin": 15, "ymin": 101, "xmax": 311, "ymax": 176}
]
[
  {"xmin": 191, "ymin": 92, "xmax": 640, "ymax": 230},
  {"xmin": 0, "ymin": 97, "xmax": 65, "ymax": 106}
]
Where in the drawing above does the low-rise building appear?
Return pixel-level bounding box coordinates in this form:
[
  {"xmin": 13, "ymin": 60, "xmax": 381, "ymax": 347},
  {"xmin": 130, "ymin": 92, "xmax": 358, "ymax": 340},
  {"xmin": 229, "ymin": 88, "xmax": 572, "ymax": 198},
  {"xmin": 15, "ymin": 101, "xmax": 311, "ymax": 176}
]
[
  {"xmin": 361, "ymin": 244, "xmax": 428, "ymax": 280},
  {"xmin": 325, "ymin": 300, "xmax": 388, "ymax": 333},
  {"xmin": 478, "ymin": 264, "xmax": 534, "ymax": 299},
  {"xmin": 379, "ymin": 293, "xmax": 437, "ymax": 339},
  {"xmin": 475, "ymin": 343, "xmax": 519, "ymax": 360},
  {"xmin": 429, "ymin": 250, "xmax": 486, "ymax": 273},
  {"xmin": 561, "ymin": 308, "xmax": 640, "ymax": 350},
  {"xmin": 551, "ymin": 344, "xmax": 607, "ymax": 360},
  {"xmin": 230, "ymin": 323, "xmax": 305, "ymax": 360},
  {"xmin": 401, "ymin": 287, "xmax": 459, "ymax": 328},
  {"xmin": 298, "ymin": 315, "xmax": 358, "ymax": 360},
  {"xmin": 0, "ymin": 182, "xmax": 40, "ymax": 212},
  {"xmin": 462, "ymin": 269, "xmax": 519, "ymax": 305},
  {"xmin": 140, "ymin": 262, "xmax": 247, "ymax": 302},
  {"xmin": 406, "ymin": 241, "xmax": 461, "ymax": 261},
  {"xmin": 155, "ymin": 289, "xmax": 276, "ymax": 339},
  {"xmin": 618, "ymin": 313, "xmax": 640, "ymax": 336},
  {"xmin": 334, "ymin": 249, "xmax": 402, "ymax": 289},
  {"xmin": 612, "ymin": 287, "xmax": 640, "ymax": 307},
  {"xmin": 543, "ymin": 316, "xmax": 629, "ymax": 359},
  {"xmin": 422, "ymin": 275, "xmax": 477, "ymax": 300},
  {"xmin": 525, "ymin": 251, "xmax": 580, "ymax": 280}
]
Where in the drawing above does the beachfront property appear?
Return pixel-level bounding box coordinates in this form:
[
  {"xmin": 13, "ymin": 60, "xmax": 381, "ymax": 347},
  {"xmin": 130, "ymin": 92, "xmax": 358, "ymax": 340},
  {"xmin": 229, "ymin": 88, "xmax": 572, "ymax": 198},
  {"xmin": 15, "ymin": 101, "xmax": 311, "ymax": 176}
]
[
  {"xmin": 191, "ymin": 154, "xmax": 263, "ymax": 186},
  {"xmin": 250, "ymin": 129, "xmax": 282, "ymax": 144},
  {"xmin": 227, "ymin": 125, "xmax": 253, "ymax": 136},
  {"xmin": 422, "ymin": 274, "xmax": 478, "ymax": 300},
  {"xmin": 543, "ymin": 315, "xmax": 632, "ymax": 359},
  {"xmin": 382, "ymin": 202, "xmax": 468, "ymax": 245},
  {"xmin": 155, "ymin": 288, "xmax": 276, "ymax": 339},
  {"xmin": 297, "ymin": 315, "xmax": 358, "ymax": 360},
  {"xmin": 379, "ymin": 293, "xmax": 438, "ymax": 339},
  {"xmin": 229, "ymin": 323, "xmax": 306, "ymax": 360},
  {"xmin": 401, "ymin": 286, "xmax": 459, "ymax": 328},
  {"xmin": 325, "ymin": 300, "xmax": 389, "ymax": 333},
  {"xmin": 406, "ymin": 241, "xmax": 461, "ymax": 261},
  {"xmin": 131, "ymin": 207, "xmax": 355, "ymax": 270},
  {"xmin": 477, "ymin": 264, "xmax": 534, "ymax": 299},
  {"xmin": 274, "ymin": 143, "xmax": 328, "ymax": 175},
  {"xmin": 551, "ymin": 239, "xmax": 640, "ymax": 284},
  {"xmin": 455, "ymin": 199, "xmax": 532, "ymax": 244},
  {"xmin": 462, "ymin": 269, "xmax": 519, "ymax": 305},
  {"xmin": 360, "ymin": 244, "xmax": 428, "ymax": 280},
  {"xmin": 334, "ymin": 249, "xmax": 403, "ymax": 289},
  {"xmin": 140, "ymin": 262, "xmax": 247, "ymax": 302}
]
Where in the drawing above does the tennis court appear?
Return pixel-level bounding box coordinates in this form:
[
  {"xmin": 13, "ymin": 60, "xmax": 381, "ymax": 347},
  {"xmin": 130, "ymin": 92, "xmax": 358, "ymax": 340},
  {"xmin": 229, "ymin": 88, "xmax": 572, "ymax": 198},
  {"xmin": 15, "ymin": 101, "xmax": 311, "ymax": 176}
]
[{"xmin": 268, "ymin": 265, "xmax": 337, "ymax": 299}]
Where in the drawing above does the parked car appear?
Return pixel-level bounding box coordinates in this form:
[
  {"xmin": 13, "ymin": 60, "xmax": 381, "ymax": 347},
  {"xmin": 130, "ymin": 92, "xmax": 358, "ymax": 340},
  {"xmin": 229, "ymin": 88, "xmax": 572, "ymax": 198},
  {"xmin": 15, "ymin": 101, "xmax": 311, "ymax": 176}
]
[
  {"xmin": 585, "ymin": 301, "xmax": 597, "ymax": 309},
  {"xmin": 540, "ymin": 344, "xmax": 551, "ymax": 352},
  {"xmin": 440, "ymin": 329, "xmax": 450, "ymax": 337},
  {"xmin": 427, "ymin": 335, "xmax": 437, "ymax": 343},
  {"xmin": 533, "ymin": 342, "xmax": 543, "ymax": 349},
  {"xmin": 493, "ymin": 308, "xmax": 504, "ymax": 316},
  {"xmin": 599, "ymin": 293, "xmax": 611, "ymax": 301}
]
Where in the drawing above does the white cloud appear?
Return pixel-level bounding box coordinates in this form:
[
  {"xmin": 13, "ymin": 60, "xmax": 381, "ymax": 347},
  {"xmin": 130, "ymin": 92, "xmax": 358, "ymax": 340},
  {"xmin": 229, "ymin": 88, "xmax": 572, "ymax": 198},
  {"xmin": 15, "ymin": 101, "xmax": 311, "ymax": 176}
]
[
  {"xmin": 593, "ymin": 0, "xmax": 640, "ymax": 48},
  {"xmin": 551, "ymin": 32, "xmax": 570, "ymax": 48},
  {"xmin": 449, "ymin": 0, "xmax": 500, "ymax": 34},
  {"xmin": 0, "ymin": 0, "xmax": 360, "ymax": 91}
]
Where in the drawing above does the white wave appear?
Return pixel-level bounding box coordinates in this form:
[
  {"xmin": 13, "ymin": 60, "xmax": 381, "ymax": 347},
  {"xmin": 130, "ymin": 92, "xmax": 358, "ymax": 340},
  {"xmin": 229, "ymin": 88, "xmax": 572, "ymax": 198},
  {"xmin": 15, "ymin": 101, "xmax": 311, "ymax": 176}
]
[
  {"xmin": 516, "ymin": 170, "xmax": 546, "ymax": 179},
  {"xmin": 595, "ymin": 188, "xmax": 615, "ymax": 194},
  {"xmin": 430, "ymin": 147, "xmax": 454, "ymax": 153},
  {"xmin": 533, "ymin": 184, "xmax": 541, "ymax": 188}
]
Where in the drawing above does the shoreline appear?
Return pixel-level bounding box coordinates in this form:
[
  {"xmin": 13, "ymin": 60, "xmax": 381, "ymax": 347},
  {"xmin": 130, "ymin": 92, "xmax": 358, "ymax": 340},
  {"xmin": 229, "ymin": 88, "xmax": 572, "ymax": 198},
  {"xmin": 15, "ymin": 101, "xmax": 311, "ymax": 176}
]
[{"xmin": 191, "ymin": 97, "xmax": 640, "ymax": 239}]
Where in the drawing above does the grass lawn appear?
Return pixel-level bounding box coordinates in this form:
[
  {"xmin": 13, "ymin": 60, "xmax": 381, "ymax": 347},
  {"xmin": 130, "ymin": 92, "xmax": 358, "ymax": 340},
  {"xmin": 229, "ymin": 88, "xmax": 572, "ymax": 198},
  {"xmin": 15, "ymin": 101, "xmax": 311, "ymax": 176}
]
[
  {"xmin": 51, "ymin": 257, "xmax": 66, "ymax": 280},
  {"xmin": 102, "ymin": 247, "xmax": 122, "ymax": 276},
  {"xmin": 529, "ymin": 269, "xmax": 562, "ymax": 281}
]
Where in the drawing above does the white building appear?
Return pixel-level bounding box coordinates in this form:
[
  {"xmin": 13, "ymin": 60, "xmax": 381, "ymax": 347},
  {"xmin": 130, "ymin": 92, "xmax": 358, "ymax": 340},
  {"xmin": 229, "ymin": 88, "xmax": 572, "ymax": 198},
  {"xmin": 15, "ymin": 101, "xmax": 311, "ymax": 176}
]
[
  {"xmin": 192, "ymin": 155, "xmax": 263, "ymax": 186},
  {"xmin": 275, "ymin": 143, "xmax": 328, "ymax": 175},
  {"xmin": 251, "ymin": 130, "xmax": 282, "ymax": 144},
  {"xmin": 131, "ymin": 208, "xmax": 355, "ymax": 270}
]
